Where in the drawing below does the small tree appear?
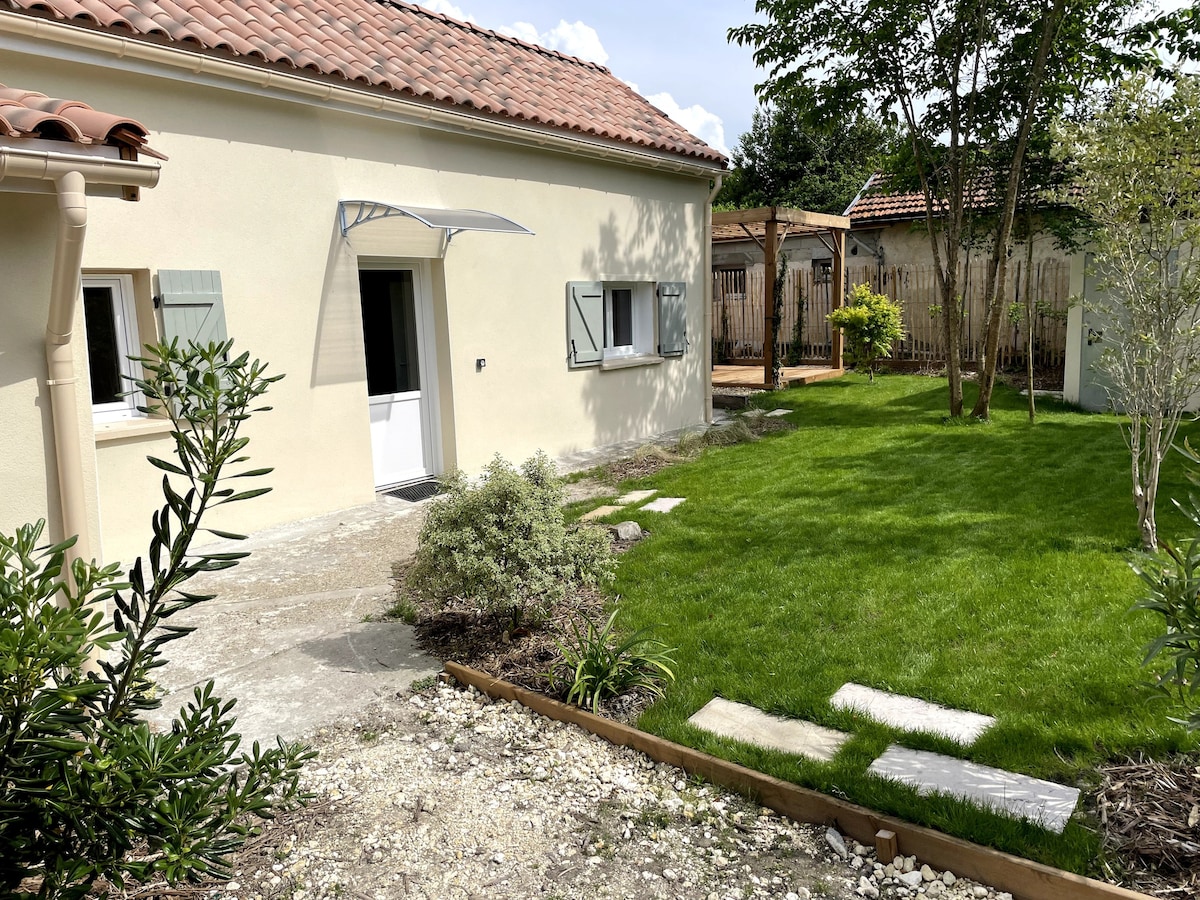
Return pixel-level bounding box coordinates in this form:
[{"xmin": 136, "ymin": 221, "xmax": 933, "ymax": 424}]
[
  {"xmin": 0, "ymin": 340, "xmax": 309, "ymax": 899},
  {"xmin": 731, "ymin": 0, "xmax": 1161, "ymax": 419},
  {"xmin": 1056, "ymin": 73, "xmax": 1200, "ymax": 549},
  {"xmin": 827, "ymin": 283, "xmax": 904, "ymax": 381}
]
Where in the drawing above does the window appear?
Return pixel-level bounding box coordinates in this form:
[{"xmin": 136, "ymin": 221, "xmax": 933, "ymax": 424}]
[
  {"xmin": 602, "ymin": 283, "xmax": 654, "ymax": 359},
  {"xmin": 813, "ymin": 259, "xmax": 833, "ymax": 285},
  {"xmin": 83, "ymin": 274, "xmax": 144, "ymax": 420},
  {"xmin": 566, "ymin": 281, "xmax": 687, "ymax": 368}
]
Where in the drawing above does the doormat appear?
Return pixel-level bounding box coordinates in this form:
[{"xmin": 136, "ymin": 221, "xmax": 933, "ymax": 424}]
[{"xmin": 383, "ymin": 478, "xmax": 441, "ymax": 503}]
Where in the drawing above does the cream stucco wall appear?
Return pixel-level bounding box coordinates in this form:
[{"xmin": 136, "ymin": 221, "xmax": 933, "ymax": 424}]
[{"xmin": 4, "ymin": 46, "xmax": 715, "ymax": 563}]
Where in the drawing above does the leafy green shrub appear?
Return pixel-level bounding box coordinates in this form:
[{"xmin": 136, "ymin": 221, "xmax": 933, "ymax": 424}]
[
  {"xmin": 1131, "ymin": 438, "xmax": 1200, "ymax": 730},
  {"xmin": 550, "ymin": 610, "xmax": 676, "ymax": 713},
  {"xmin": 827, "ymin": 283, "xmax": 904, "ymax": 381},
  {"xmin": 0, "ymin": 340, "xmax": 310, "ymax": 900},
  {"xmin": 407, "ymin": 452, "xmax": 614, "ymax": 627}
]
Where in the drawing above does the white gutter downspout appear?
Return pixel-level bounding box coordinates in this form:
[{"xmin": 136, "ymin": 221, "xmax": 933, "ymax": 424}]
[
  {"xmin": 0, "ymin": 147, "xmax": 160, "ymax": 579},
  {"xmin": 45, "ymin": 170, "xmax": 91, "ymax": 573},
  {"xmin": 704, "ymin": 174, "xmax": 723, "ymax": 425}
]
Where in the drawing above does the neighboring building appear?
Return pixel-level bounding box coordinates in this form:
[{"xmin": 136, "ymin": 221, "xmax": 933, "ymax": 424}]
[
  {"xmin": 0, "ymin": 0, "xmax": 726, "ymax": 565},
  {"xmin": 713, "ymin": 176, "xmax": 1086, "ymax": 393}
]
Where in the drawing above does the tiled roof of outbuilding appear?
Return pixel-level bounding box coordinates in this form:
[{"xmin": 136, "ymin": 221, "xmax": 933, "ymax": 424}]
[
  {"xmin": 2, "ymin": 0, "xmax": 725, "ymax": 166},
  {"xmin": 0, "ymin": 82, "xmax": 156, "ymax": 155},
  {"xmin": 843, "ymin": 175, "xmax": 930, "ymax": 224}
]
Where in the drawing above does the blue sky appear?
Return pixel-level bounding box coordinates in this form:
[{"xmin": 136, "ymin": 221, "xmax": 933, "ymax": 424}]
[{"xmin": 421, "ymin": 0, "xmax": 766, "ymax": 158}]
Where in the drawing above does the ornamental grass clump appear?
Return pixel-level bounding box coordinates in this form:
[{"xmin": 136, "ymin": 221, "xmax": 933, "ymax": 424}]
[
  {"xmin": 551, "ymin": 610, "xmax": 676, "ymax": 714},
  {"xmin": 407, "ymin": 451, "xmax": 614, "ymax": 627}
]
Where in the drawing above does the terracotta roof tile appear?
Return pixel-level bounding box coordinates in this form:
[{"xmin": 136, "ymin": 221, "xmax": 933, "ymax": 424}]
[
  {"xmin": 3, "ymin": 0, "xmax": 725, "ymax": 166},
  {"xmin": 844, "ymin": 174, "xmax": 997, "ymax": 225},
  {"xmin": 0, "ymin": 81, "xmax": 159, "ymax": 156},
  {"xmin": 845, "ymin": 186, "xmax": 930, "ymax": 223}
]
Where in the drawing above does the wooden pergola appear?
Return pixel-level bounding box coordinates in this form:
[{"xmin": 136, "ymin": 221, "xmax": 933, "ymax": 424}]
[{"xmin": 712, "ymin": 206, "xmax": 851, "ymax": 387}]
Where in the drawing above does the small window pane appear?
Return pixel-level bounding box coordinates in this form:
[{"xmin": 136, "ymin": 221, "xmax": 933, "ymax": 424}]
[
  {"xmin": 611, "ymin": 288, "xmax": 633, "ymax": 348},
  {"xmin": 359, "ymin": 270, "xmax": 419, "ymax": 396},
  {"xmin": 83, "ymin": 286, "xmax": 124, "ymax": 405}
]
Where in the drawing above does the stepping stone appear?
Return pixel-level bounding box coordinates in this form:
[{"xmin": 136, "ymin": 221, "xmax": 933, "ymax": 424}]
[
  {"xmin": 615, "ymin": 489, "xmax": 657, "ymax": 505},
  {"xmin": 688, "ymin": 697, "xmax": 849, "ymax": 762},
  {"xmin": 580, "ymin": 505, "xmax": 623, "ymax": 522},
  {"xmin": 830, "ymin": 683, "xmax": 995, "ymax": 744},
  {"xmin": 763, "ymin": 408, "xmax": 792, "ymax": 417},
  {"xmin": 642, "ymin": 497, "xmax": 685, "ymax": 513},
  {"xmin": 869, "ymin": 745, "xmax": 1080, "ymax": 833}
]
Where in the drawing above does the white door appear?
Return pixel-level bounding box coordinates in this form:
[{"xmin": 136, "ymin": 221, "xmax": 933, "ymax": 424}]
[{"xmin": 358, "ymin": 268, "xmax": 435, "ymax": 487}]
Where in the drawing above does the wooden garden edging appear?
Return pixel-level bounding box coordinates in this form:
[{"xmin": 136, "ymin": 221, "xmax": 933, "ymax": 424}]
[{"xmin": 443, "ymin": 662, "xmax": 1151, "ymax": 900}]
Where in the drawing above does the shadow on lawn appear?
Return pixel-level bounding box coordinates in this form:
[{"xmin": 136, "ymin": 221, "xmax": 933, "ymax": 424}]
[
  {"xmin": 779, "ymin": 380, "xmax": 973, "ymax": 428},
  {"xmin": 716, "ymin": 416, "xmax": 1142, "ymax": 559}
]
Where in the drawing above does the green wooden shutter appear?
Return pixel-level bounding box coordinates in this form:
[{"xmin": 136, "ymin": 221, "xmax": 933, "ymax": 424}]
[
  {"xmin": 657, "ymin": 282, "xmax": 687, "ymax": 357},
  {"xmin": 567, "ymin": 281, "xmax": 603, "ymax": 368},
  {"xmin": 158, "ymin": 270, "xmax": 228, "ymax": 347}
]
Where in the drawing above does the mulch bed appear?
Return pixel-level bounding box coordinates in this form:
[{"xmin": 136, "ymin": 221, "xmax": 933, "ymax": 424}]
[
  {"xmin": 411, "ymin": 584, "xmax": 608, "ymax": 696},
  {"xmin": 1093, "ymin": 753, "xmax": 1200, "ymax": 895}
]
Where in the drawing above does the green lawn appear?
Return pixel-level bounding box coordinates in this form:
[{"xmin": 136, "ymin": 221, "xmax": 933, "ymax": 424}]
[{"xmin": 598, "ymin": 375, "xmax": 1199, "ymax": 874}]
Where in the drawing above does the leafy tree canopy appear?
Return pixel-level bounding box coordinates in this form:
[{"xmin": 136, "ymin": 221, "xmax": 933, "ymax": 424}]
[
  {"xmin": 716, "ymin": 89, "xmax": 898, "ymax": 214},
  {"xmin": 730, "ymin": 0, "xmax": 1170, "ymax": 419}
]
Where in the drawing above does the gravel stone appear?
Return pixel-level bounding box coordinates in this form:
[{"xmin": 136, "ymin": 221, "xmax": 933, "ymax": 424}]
[{"xmin": 212, "ymin": 684, "xmax": 1009, "ymax": 899}]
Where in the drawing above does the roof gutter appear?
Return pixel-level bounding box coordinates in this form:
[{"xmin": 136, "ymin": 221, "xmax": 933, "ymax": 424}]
[
  {"xmin": 704, "ymin": 174, "xmax": 723, "ymax": 425},
  {"xmin": 0, "ymin": 11, "xmax": 726, "ymax": 180},
  {"xmin": 0, "ymin": 145, "xmax": 159, "ymax": 583}
]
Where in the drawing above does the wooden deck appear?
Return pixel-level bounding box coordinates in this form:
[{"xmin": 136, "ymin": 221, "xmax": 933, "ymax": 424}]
[{"xmin": 712, "ymin": 364, "xmax": 843, "ymax": 390}]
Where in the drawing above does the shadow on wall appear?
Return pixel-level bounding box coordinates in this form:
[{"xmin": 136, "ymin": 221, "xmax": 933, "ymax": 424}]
[{"xmin": 576, "ymin": 189, "xmax": 707, "ymax": 450}]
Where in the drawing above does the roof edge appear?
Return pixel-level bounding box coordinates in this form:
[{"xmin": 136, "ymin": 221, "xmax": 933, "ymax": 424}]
[
  {"xmin": 0, "ymin": 7, "xmax": 725, "ymax": 173},
  {"xmin": 379, "ymin": 0, "xmax": 612, "ymax": 76}
]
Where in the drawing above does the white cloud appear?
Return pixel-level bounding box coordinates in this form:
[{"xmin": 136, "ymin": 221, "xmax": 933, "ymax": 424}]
[
  {"xmin": 497, "ymin": 19, "xmax": 609, "ymax": 65},
  {"xmin": 498, "ymin": 21, "xmax": 540, "ymax": 44},
  {"xmin": 646, "ymin": 91, "xmax": 730, "ymax": 158},
  {"xmin": 421, "ymin": 0, "xmax": 472, "ymax": 21}
]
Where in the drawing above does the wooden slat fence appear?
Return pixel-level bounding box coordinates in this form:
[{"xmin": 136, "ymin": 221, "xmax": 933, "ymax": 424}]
[{"xmin": 712, "ymin": 259, "xmax": 1070, "ymax": 370}]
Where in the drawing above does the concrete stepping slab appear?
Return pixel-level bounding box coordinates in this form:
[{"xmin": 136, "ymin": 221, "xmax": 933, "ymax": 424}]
[
  {"xmin": 763, "ymin": 408, "xmax": 792, "ymax": 417},
  {"xmin": 642, "ymin": 497, "xmax": 685, "ymax": 513},
  {"xmin": 688, "ymin": 697, "xmax": 849, "ymax": 762},
  {"xmin": 615, "ymin": 489, "xmax": 657, "ymax": 505},
  {"xmin": 869, "ymin": 745, "xmax": 1079, "ymax": 833},
  {"xmin": 580, "ymin": 504, "xmax": 623, "ymax": 521},
  {"xmin": 830, "ymin": 683, "xmax": 995, "ymax": 744}
]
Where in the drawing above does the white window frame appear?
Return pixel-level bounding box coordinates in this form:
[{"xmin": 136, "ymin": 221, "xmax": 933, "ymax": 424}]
[
  {"xmin": 602, "ymin": 282, "xmax": 655, "ymax": 360},
  {"xmin": 83, "ymin": 274, "xmax": 145, "ymax": 422}
]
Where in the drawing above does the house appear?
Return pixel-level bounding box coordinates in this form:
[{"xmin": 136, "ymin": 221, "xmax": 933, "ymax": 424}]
[
  {"xmin": 712, "ymin": 176, "xmax": 1085, "ymax": 394},
  {"xmin": 0, "ymin": 0, "xmax": 727, "ymax": 566}
]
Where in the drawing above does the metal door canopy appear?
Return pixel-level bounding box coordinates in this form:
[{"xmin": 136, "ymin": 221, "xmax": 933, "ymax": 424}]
[{"xmin": 339, "ymin": 201, "xmax": 534, "ymax": 241}]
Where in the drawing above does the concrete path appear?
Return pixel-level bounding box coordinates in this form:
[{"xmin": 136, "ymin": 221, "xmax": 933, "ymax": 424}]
[{"xmin": 143, "ymin": 496, "xmax": 442, "ymax": 747}]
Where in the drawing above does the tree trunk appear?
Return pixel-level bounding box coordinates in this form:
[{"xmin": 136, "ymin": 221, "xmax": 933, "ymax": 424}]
[
  {"xmin": 971, "ymin": 0, "xmax": 1065, "ymax": 419},
  {"xmin": 943, "ymin": 248, "xmax": 964, "ymax": 417},
  {"xmin": 1025, "ymin": 234, "xmax": 1036, "ymax": 422}
]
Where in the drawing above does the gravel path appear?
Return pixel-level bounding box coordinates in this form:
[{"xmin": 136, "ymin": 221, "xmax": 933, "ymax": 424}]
[{"xmin": 217, "ymin": 683, "xmax": 1010, "ymax": 900}]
